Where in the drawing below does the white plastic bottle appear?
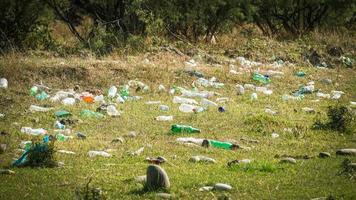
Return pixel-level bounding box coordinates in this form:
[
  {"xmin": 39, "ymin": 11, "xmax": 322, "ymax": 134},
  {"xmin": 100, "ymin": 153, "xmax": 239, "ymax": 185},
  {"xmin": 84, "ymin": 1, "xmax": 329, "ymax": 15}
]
[
  {"xmin": 201, "ymin": 98, "xmax": 218, "ymax": 107},
  {"xmin": 179, "ymin": 103, "xmax": 204, "ymax": 113},
  {"xmin": 21, "ymin": 127, "xmax": 47, "ymax": 136},
  {"xmin": 88, "ymin": 151, "xmax": 111, "ymax": 157},
  {"xmin": 173, "ymin": 96, "xmax": 198, "ymax": 104},
  {"xmin": 108, "ymin": 86, "xmax": 117, "ymax": 98},
  {"xmin": 155, "ymin": 115, "xmax": 173, "ymax": 121}
]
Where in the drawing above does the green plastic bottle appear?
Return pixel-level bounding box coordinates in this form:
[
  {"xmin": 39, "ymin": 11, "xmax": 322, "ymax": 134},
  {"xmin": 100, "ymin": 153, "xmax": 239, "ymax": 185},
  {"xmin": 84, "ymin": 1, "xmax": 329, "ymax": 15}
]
[
  {"xmin": 80, "ymin": 109, "xmax": 104, "ymax": 118},
  {"xmin": 56, "ymin": 133, "xmax": 69, "ymax": 141},
  {"xmin": 171, "ymin": 124, "xmax": 200, "ymax": 133},
  {"xmin": 36, "ymin": 91, "xmax": 48, "ymax": 100},
  {"xmin": 30, "ymin": 86, "xmax": 38, "ymax": 96},
  {"xmin": 120, "ymin": 87, "xmax": 130, "ymax": 98},
  {"xmin": 202, "ymin": 139, "xmax": 238, "ymax": 150},
  {"xmin": 252, "ymin": 72, "xmax": 271, "ymax": 84}
]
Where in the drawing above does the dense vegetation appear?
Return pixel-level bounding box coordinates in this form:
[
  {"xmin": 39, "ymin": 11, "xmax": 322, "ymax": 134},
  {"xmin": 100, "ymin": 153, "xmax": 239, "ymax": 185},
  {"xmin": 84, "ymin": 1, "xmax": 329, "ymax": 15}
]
[{"xmin": 0, "ymin": 0, "xmax": 355, "ymax": 54}]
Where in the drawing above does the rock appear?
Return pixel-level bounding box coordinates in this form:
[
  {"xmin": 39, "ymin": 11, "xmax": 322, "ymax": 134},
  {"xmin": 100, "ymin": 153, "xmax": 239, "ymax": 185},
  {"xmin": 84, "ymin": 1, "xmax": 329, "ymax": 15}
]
[
  {"xmin": 0, "ymin": 143, "xmax": 6, "ymax": 153},
  {"xmin": 189, "ymin": 156, "xmax": 216, "ymax": 163},
  {"xmin": 111, "ymin": 137, "xmax": 124, "ymax": 143},
  {"xmin": 319, "ymin": 152, "xmax": 331, "ymax": 158},
  {"xmin": 214, "ymin": 183, "xmax": 232, "ymax": 191},
  {"xmin": 156, "ymin": 193, "xmax": 173, "ymax": 199},
  {"xmin": 336, "ymin": 149, "xmax": 356, "ymax": 156},
  {"xmin": 146, "ymin": 165, "xmax": 170, "ymax": 190},
  {"xmin": 227, "ymin": 159, "xmax": 251, "ymax": 166},
  {"xmin": 280, "ymin": 157, "xmax": 297, "ymax": 164},
  {"xmin": 0, "ymin": 169, "xmax": 15, "ymax": 175},
  {"xmin": 199, "ymin": 186, "xmax": 214, "ymax": 191},
  {"xmin": 135, "ymin": 175, "xmax": 146, "ymax": 184}
]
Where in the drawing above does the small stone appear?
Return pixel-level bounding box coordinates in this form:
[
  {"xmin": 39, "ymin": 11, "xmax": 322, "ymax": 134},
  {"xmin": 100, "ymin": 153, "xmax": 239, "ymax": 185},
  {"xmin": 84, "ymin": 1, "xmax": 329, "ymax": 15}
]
[
  {"xmin": 189, "ymin": 156, "xmax": 216, "ymax": 163},
  {"xmin": 127, "ymin": 131, "xmax": 137, "ymax": 138},
  {"xmin": 156, "ymin": 193, "xmax": 173, "ymax": 199},
  {"xmin": 214, "ymin": 183, "xmax": 232, "ymax": 191},
  {"xmin": 146, "ymin": 165, "xmax": 170, "ymax": 190},
  {"xmin": 280, "ymin": 157, "xmax": 297, "ymax": 164},
  {"xmin": 0, "ymin": 169, "xmax": 15, "ymax": 175},
  {"xmin": 111, "ymin": 137, "xmax": 124, "ymax": 143},
  {"xmin": 336, "ymin": 149, "xmax": 356, "ymax": 156},
  {"xmin": 199, "ymin": 186, "xmax": 214, "ymax": 191},
  {"xmin": 319, "ymin": 152, "xmax": 331, "ymax": 158},
  {"xmin": 0, "ymin": 143, "xmax": 6, "ymax": 153},
  {"xmin": 135, "ymin": 175, "xmax": 146, "ymax": 184}
]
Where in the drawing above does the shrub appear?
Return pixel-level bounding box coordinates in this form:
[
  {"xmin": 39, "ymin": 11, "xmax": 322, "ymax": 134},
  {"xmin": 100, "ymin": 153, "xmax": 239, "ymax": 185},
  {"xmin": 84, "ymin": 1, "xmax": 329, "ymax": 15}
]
[{"xmin": 313, "ymin": 105, "xmax": 354, "ymax": 133}]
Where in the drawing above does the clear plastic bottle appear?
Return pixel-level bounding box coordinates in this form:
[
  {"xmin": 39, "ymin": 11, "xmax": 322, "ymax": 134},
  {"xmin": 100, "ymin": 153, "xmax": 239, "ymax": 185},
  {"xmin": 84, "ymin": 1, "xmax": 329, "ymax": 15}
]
[
  {"xmin": 200, "ymin": 98, "xmax": 218, "ymax": 107},
  {"xmin": 21, "ymin": 127, "xmax": 47, "ymax": 136},
  {"xmin": 88, "ymin": 151, "xmax": 111, "ymax": 157},
  {"xmin": 0, "ymin": 78, "xmax": 8, "ymax": 88},
  {"xmin": 108, "ymin": 86, "xmax": 117, "ymax": 98},
  {"xmin": 155, "ymin": 115, "xmax": 173, "ymax": 121},
  {"xmin": 179, "ymin": 104, "xmax": 204, "ymax": 113},
  {"xmin": 173, "ymin": 96, "xmax": 198, "ymax": 104}
]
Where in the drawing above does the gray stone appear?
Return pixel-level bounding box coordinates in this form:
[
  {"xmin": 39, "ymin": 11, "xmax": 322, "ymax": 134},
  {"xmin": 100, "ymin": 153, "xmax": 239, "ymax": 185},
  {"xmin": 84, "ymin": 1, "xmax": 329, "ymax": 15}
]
[
  {"xmin": 280, "ymin": 157, "xmax": 297, "ymax": 164},
  {"xmin": 156, "ymin": 193, "xmax": 173, "ymax": 199},
  {"xmin": 135, "ymin": 175, "xmax": 146, "ymax": 184},
  {"xmin": 319, "ymin": 152, "xmax": 331, "ymax": 158},
  {"xmin": 146, "ymin": 165, "xmax": 170, "ymax": 190},
  {"xmin": 214, "ymin": 183, "xmax": 232, "ymax": 191},
  {"xmin": 336, "ymin": 149, "xmax": 356, "ymax": 156}
]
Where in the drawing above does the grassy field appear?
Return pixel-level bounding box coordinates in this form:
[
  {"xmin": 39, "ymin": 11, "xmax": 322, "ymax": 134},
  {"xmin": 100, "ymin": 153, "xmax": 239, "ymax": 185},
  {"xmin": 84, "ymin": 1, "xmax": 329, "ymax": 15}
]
[{"xmin": 0, "ymin": 39, "xmax": 355, "ymax": 199}]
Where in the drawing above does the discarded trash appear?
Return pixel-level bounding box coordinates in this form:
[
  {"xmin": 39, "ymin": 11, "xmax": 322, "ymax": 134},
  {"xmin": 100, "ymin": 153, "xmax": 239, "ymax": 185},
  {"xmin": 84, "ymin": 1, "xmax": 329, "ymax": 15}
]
[
  {"xmin": 158, "ymin": 84, "xmax": 166, "ymax": 92},
  {"xmin": 62, "ymin": 97, "xmax": 76, "ymax": 105},
  {"xmin": 107, "ymin": 105, "xmax": 120, "ymax": 117},
  {"xmin": 265, "ymin": 108, "xmax": 277, "ymax": 115},
  {"xmin": 252, "ymin": 72, "xmax": 271, "ymax": 84},
  {"xmin": 159, "ymin": 105, "xmax": 169, "ymax": 111},
  {"xmin": 176, "ymin": 137, "xmax": 204, "ymax": 146},
  {"xmin": 0, "ymin": 78, "xmax": 8, "ymax": 88},
  {"xmin": 341, "ymin": 56, "xmax": 353, "ymax": 67},
  {"xmin": 236, "ymin": 84, "xmax": 245, "ymax": 95},
  {"xmin": 171, "ymin": 124, "xmax": 200, "ymax": 133},
  {"xmin": 145, "ymin": 101, "xmax": 161, "ymax": 105},
  {"xmin": 55, "ymin": 110, "xmax": 71, "ymax": 118},
  {"xmin": 173, "ymin": 96, "xmax": 198, "ymax": 105},
  {"xmin": 76, "ymin": 132, "xmax": 87, "ymax": 140},
  {"xmin": 56, "ymin": 133, "xmax": 71, "ymax": 141},
  {"xmin": 155, "ymin": 116, "xmax": 173, "ymax": 121},
  {"xmin": 54, "ymin": 121, "xmax": 65, "ymax": 129},
  {"xmin": 202, "ymin": 139, "xmax": 238, "ymax": 150},
  {"xmin": 218, "ymin": 107, "xmax": 226, "ymax": 112},
  {"xmin": 255, "ymin": 86, "xmax": 273, "ymax": 95},
  {"xmin": 302, "ymin": 107, "xmax": 315, "ymax": 114},
  {"xmin": 295, "ymin": 71, "xmax": 306, "ymax": 77},
  {"xmin": 0, "ymin": 169, "xmax": 15, "ymax": 175},
  {"xmin": 251, "ymin": 93, "xmax": 258, "ymax": 101},
  {"xmin": 30, "ymin": 86, "xmax": 38, "ymax": 96},
  {"xmin": 88, "ymin": 151, "xmax": 111, "ymax": 158},
  {"xmin": 179, "ymin": 104, "xmax": 204, "ymax": 113},
  {"xmin": 21, "ymin": 127, "xmax": 47, "ymax": 136},
  {"xmin": 201, "ymin": 98, "xmax": 218, "ymax": 107},
  {"xmin": 108, "ymin": 86, "xmax": 118, "ymax": 98},
  {"xmin": 227, "ymin": 159, "xmax": 251, "ymax": 166},
  {"xmin": 80, "ymin": 109, "xmax": 104, "ymax": 118},
  {"xmin": 146, "ymin": 156, "xmax": 167, "ymax": 165},
  {"xmin": 214, "ymin": 183, "xmax": 232, "ymax": 191},
  {"xmin": 82, "ymin": 96, "xmax": 94, "ymax": 103},
  {"xmin": 194, "ymin": 77, "xmax": 224, "ymax": 88},
  {"xmin": 282, "ymin": 94, "xmax": 303, "ymax": 101},
  {"xmin": 57, "ymin": 150, "xmax": 76, "ymax": 155},
  {"xmin": 181, "ymin": 89, "xmax": 214, "ymax": 98},
  {"xmin": 316, "ymin": 92, "xmax": 330, "ymax": 99},
  {"xmin": 189, "ymin": 155, "xmax": 216, "ymax": 163},
  {"xmin": 280, "ymin": 157, "xmax": 297, "ymax": 164},
  {"xmin": 331, "ymin": 90, "xmax": 344, "ymax": 100},
  {"xmin": 271, "ymin": 132, "xmax": 279, "ymax": 138},
  {"xmin": 36, "ymin": 91, "xmax": 48, "ymax": 101},
  {"xmin": 129, "ymin": 147, "xmax": 144, "ymax": 156},
  {"xmin": 29, "ymin": 105, "xmax": 53, "ymax": 112},
  {"xmin": 236, "ymin": 57, "xmax": 262, "ymax": 67}
]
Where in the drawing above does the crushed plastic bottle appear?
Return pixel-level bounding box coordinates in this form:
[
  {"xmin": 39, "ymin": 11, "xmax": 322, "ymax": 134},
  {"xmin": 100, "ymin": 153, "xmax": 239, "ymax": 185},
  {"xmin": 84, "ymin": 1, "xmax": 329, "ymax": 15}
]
[
  {"xmin": 295, "ymin": 71, "xmax": 306, "ymax": 77},
  {"xmin": 331, "ymin": 90, "xmax": 344, "ymax": 100},
  {"xmin": 181, "ymin": 90, "xmax": 213, "ymax": 98},
  {"xmin": 176, "ymin": 137, "xmax": 204, "ymax": 145},
  {"xmin": 173, "ymin": 96, "xmax": 198, "ymax": 104},
  {"xmin": 62, "ymin": 97, "xmax": 76, "ymax": 105},
  {"xmin": 88, "ymin": 151, "xmax": 111, "ymax": 158},
  {"xmin": 36, "ymin": 91, "xmax": 48, "ymax": 101},
  {"xmin": 54, "ymin": 121, "xmax": 65, "ymax": 129},
  {"xmin": 76, "ymin": 132, "xmax": 87, "ymax": 139},
  {"xmin": 155, "ymin": 115, "xmax": 173, "ymax": 121},
  {"xmin": 179, "ymin": 104, "xmax": 204, "ymax": 113},
  {"xmin": 82, "ymin": 96, "xmax": 94, "ymax": 103},
  {"xmin": 171, "ymin": 124, "xmax": 200, "ymax": 133},
  {"xmin": 55, "ymin": 110, "xmax": 71, "ymax": 118},
  {"xmin": 29, "ymin": 105, "xmax": 53, "ymax": 112},
  {"xmin": 159, "ymin": 105, "xmax": 169, "ymax": 111},
  {"xmin": 116, "ymin": 96, "xmax": 125, "ymax": 104},
  {"xmin": 108, "ymin": 86, "xmax": 118, "ymax": 98},
  {"xmin": 282, "ymin": 94, "xmax": 303, "ymax": 101},
  {"xmin": 236, "ymin": 84, "xmax": 245, "ymax": 95},
  {"xmin": 202, "ymin": 139, "xmax": 238, "ymax": 150},
  {"xmin": 0, "ymin": 78, "xmax": 8, "ymax": 88},
  {"xmin": 107, "ymin": 105, "xmax": 121, "ymax": 117},
  {"xmin": 56, "ymin": 133, "xmax": 71, "ymax": 141},
  {"xmin": 80, "ymin": 109, "xmax": 104, "ymax": 118},
  {"xmin": 201, "ymin": 98, "xmax": 218, "ymax": 107},
  {"xmin": 94, "ymin": 95, "xmax": 105, "ymax": 103},
  {"xmin": 252, "ymin": 72, "xmax": 271, "ymax": 84},
  {"xmin": 120, "ymin": 86, "xmax": 130, "ymax": 98},
  {"xmin": 21, "ymin": 127, "xmax": 47, "ymax": 136},
  {"xmin": 316, "ymin": 92, "xmax": 330, "ymax": 99},
  {"xmin": 251, "ymin": 93, "xmax": 258, "ymax": 101},
  {"xmin": 30, "ymin": 86, "xmax": 38, "ymax": 96}
]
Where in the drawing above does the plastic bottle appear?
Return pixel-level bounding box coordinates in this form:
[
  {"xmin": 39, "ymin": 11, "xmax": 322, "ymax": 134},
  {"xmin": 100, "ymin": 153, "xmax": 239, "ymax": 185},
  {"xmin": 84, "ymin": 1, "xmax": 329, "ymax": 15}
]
[
  {"xmin": 176, "ymin": 137, "xmax": 204, "ymax": 145},
  {"xmin": 21, "ymin": 127, "xmax": 47, "ymax": 136},
  {"xmin": 116, "ymin": 96, "xmax": 125, "ymax": 103},
  {"xmin": 54, "ymin": 121, "xmax": 65, "ymax": 129},
  {"xmin": 236, "ymin": 84, "xmax": 245, "ymax": 95},
  {"xmin": 295, "ymin": 71, "xmax": 306, "ymax": 77},
  {"xmin": 107, "ymin": 105, "xmax": 120, "ymax": 117},
  {"xmin": 30, "ymin": 86, "xmax": 38, "ymax": 96},
  {"xmin": 155, "ymin": 115, "xmax": 173, "ymax": 121},
  {"xmin": 0, "ymin": 78, "xmax": 8, "ymax": 88},
  {"xmin": 159, "ymin": 105, "xmax": 169, "ymax": 111},
  {"xmin": 202, "ymin": 139, "xmax": 238, "ymax": 150},
  {"xmin": 82, "ymin": 96, "xmax": 94, "ymax": 103},
  {"xmin": 76, "ymin": 132, "xmax": 87, "ymax": 139},
  {"xmin": 88, "ymin": 151, "xmax": 111, "ymax": 158},
  {"xmin": 173, "ymin": 96, "xmax": 198, "ymax": 104},
  {"xmin": 56, "ymin": 133, "xmax": 70, "ymax": 141},
  {"xmin": 158, "ymin": 84, "xmax": 166, "ymax": 92},
  {"xmin": 36, "ymin": 91, "xmax": 48, "ymax": 100},
  {"xmin": 171, "ymin": 124, "xmax": 200, "ymax": 133},
  {"xmin": 108, "ymin": 86, "xmax": 117, "ymax": 98},
  {"xmin": 62, "ymin": 97, "xmax": 76, "ymax": 105},
  {"xmin": 29, "ymin": 105, "xmax": 53, "ymax": 112},
  {"xmin": 120, "ymin": 86, "xmax": 130, "ymax": 98},
  {"xmin": 251, "ymin": 93, "xmax": 258, "ymax": 101},
  {"xmin": 179, "ymin": 104, "xmax": 204, "ymax": 113},
  {"xmin": 201, "ymin": 98, "xmax": 218, "ymax": 107},
  {"xmin": 94, "ymin": 95, "xmax": 105, "ymax": 103},
  {"xmin": 80, "ymin": 109, "xmax": 104, "ymax": 118},
  {"xmin": 252, "ymin": 72, "xmax": 271, "ymax": 84}
]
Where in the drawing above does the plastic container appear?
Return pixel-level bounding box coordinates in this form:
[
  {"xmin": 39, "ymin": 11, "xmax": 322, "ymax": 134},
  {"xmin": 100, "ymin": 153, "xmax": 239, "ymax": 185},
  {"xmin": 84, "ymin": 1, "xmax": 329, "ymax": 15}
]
[
  {"xmin": 202, "ymin": 139, "xmax": 238, "ymax": 150},
  {"xmin": 251, "ymin": 93, "xmax": 258, "ymax": 101},
  {"xmin": 173, "ymin": 96, "xmax": 198, "ymax": 105},
  {"xmin": 201, "ymin": 98, "xmax": 218, "ymax": 107},
  {"xmin": 159, "ymin": 105, "xmax": 169, "ymax": 111},
  {"xmin": 36, "ymin": 91, "xmax": 48, "ymax": 101},
  {"xmin": 108, "ymin": 86, "xmax": 117, "ymax": 98},
  {"xmin": 252, "ymin": 72, "xmax": 271, "ymax": 84},
  {"xmin": 21, "ymin": 127, "xmax": 47, "ymax": 136},
  {"xmin": 62, "ymin": 97, "xmax": 76, "ymax": 105},
  {"xmin": 155, "ymin": 115, "xmax": 173, "ymax": 121},
  {"xmin": 29, "ymin": 105, "xmax": 53, "ymax": 112},
  {"xmin": 88, "ymin": 151, "xmax": 111, "ymax": 158},
  {"xmin": 0, "ymin": 78, "xmax": 8, "ymax": 88},
  {"xmin": 30, "ymin": 86, "xmax": 38, "ymax": 96},
  {"xmin": 82, "ymin": 96, "xmax": 94, "ymax": 103},
  {"xmin": 107, "ymin": 105, "xmax": 120, "ymax": 117},
  {"xmin": 171, "ymin": 124, "xmax": 200, "ymax": 133},
  {"xmin": 56, "ymin": 133, "xmax": 70, "ymax": 141},
  {"xmin": 179, "ymin": 104, "xmax": 204, "ymax": 113},
  {"xmin": 54, "ymin": 121, "xmax": 65, "ymax": 129},
  {"xmin": 236, "ymin": 84, "xmax": 245, "ymax": 95}
]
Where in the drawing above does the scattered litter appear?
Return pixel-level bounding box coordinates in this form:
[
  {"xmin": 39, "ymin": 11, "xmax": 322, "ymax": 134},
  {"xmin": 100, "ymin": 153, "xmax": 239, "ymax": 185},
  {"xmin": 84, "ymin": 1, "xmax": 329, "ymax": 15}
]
[
  {"xmin": 179, "ymin": 103, "xmax": 204, "ymax": 113},
  {"xmin": 202, "ymin": 139, "xmax": 239, "ymax": 150},
  {"xmin": 200, "ymin": 98, "xmax": 218, "ymax": 107},
  {"xmin": 251, "ymin": 93, "xmax": 258, "ymax": 101},
  {"xmin": 176, "ymin": 137, "xmax": 204, "ymax": 146},
  {"xmin": 62, "ymin": 97, "xmax": 76, "ymax": 105},
  {"xmin": 146, "ymin": 101, "xmax": 161, "ymax": 105},
  {"xmin": 129, "ymin": 147, "xmax": 144, "ymax": 156},
  {"xmin": 29, "ymin": 105, "xmax": 53, "ymax": 112},
  {"xmin": 107, "ymin": 105, "xmax": 121, "ymax": 117},
  {"xmin": 302, "ymin": 107, "xmax": 315, "ymax": 114},
  {"xmin": 271, "ymin": 133, "xmax": 279, "ymax": 138},
  {"xmin": 155, "ymin": 116, "xmax": 173, "ymax": 121},
  {"xmin": 214, "ymin": 183, "xmax": 232, "ymax": 191},
  {"xmin": 189, "ymin": 156, "xmax": 216, "ymax": 163},
  {"xmin": 21, "ymin": 127, "xmax": 47, "ymax": 136},
  {"xmin": 171, "ymin": 124, "xmax": 200, "ymax": 133},
  {"xmin": 0, "ymin": 78, "xmax": 8, "ymax": 88},
  {"xmin": 159, "ymin": 105, "xmax": 169, "ymax": 111},
  {"xmin": 88, "ymin": 151, "xmax": 111, "ymax": 158},
  {"xmin": 252, "ymin": 72, "xmax": 271, "ymax": 84},
  {"xmin": 173, "ymin": 96, "xmax": 198, "ymax": 105}
]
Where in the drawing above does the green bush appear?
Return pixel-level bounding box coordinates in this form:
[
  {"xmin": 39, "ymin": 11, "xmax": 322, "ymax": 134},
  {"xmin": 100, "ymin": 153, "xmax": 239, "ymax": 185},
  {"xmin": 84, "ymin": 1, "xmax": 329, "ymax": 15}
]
[{"xmin": 313, "ymin": 105, "xmax": 354, "ymax": 133}]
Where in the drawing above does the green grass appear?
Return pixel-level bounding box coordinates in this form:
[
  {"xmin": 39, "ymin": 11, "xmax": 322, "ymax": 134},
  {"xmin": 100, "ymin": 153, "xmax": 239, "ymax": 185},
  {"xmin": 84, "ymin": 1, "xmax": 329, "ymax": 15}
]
[{"xmin": 0, "ymin": 50, "xmax": 355, "ymax": 200}]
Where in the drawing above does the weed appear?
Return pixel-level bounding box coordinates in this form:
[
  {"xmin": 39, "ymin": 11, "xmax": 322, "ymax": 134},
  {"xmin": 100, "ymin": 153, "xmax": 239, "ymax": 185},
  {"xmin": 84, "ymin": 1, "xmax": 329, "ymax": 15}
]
[
  {"xmin": 313, "ymin": 105, "xmax": 354, "ymax": 133},
  {"xmin": 75, "ymin": 178, "xmax": 106, "ymax": 200}
]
